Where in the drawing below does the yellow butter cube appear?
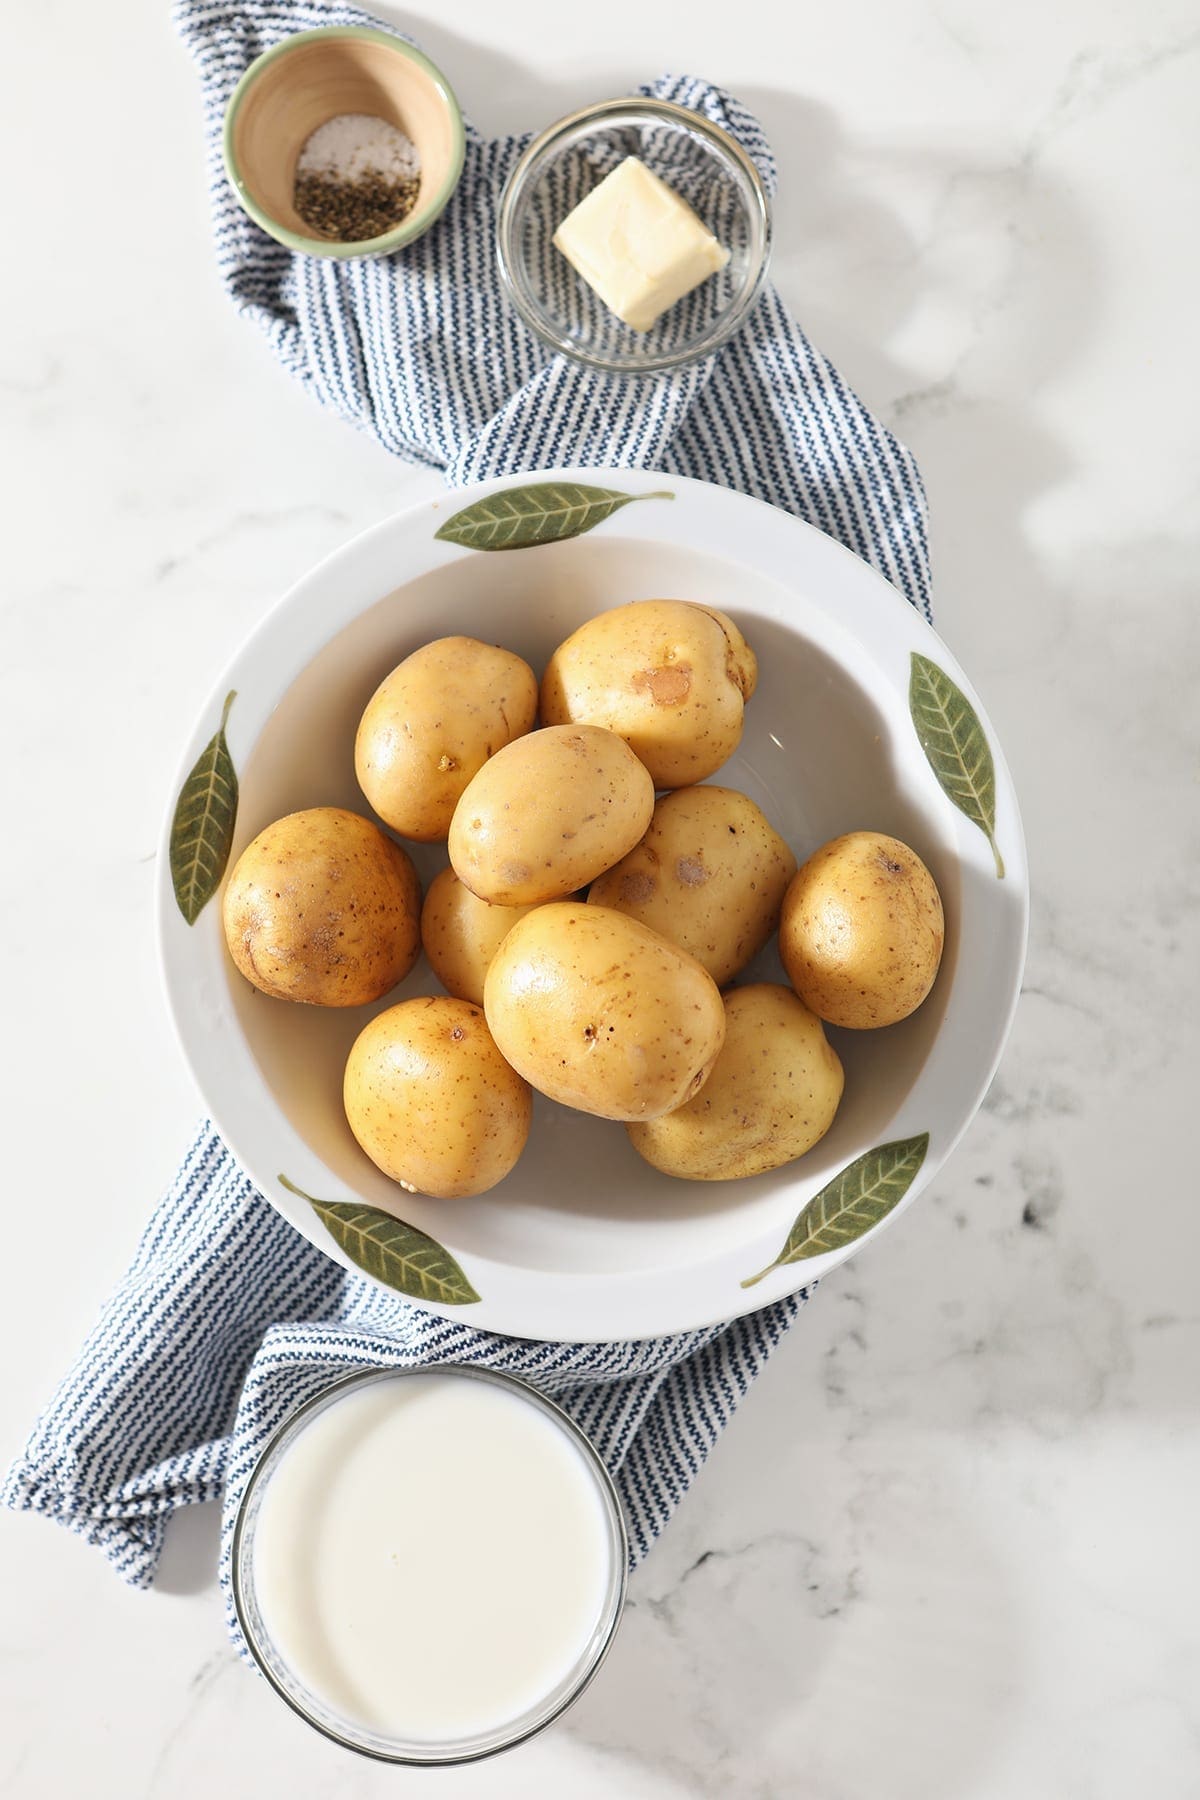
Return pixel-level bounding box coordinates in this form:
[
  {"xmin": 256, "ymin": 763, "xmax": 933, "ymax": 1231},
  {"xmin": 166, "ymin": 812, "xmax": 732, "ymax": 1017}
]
[{"xmin": 552, "ymin": 156, "xmax": 731, "ymax": 334}]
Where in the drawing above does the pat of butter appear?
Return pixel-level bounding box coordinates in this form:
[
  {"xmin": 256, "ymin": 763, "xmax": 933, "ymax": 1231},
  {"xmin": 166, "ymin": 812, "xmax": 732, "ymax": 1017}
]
[{"xmin": 552, "ymin": 156, "xmax": 730, "ymax": 334}]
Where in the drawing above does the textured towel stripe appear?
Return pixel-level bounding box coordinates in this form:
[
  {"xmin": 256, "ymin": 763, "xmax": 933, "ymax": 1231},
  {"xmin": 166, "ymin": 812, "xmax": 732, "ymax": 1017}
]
[{"xmin": 1, "ymin": 1119, "xmax": 809, "ymax": 1626}]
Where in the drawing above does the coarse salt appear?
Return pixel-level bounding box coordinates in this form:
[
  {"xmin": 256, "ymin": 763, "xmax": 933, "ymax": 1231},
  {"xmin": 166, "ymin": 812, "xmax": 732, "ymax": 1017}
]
[{"xmin": 296, "ymin": 113, "xmax": 421, "ymax": 185}]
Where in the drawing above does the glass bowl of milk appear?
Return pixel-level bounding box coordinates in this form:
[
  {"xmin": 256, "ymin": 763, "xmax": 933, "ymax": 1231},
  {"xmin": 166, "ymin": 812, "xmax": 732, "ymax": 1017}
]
[{"xmin": 232, "ymin": 1366, "xmax": 628, "ymax": 1762}]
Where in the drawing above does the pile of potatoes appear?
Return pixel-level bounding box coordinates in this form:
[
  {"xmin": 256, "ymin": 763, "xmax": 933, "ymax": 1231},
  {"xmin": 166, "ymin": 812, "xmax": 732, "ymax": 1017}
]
[{"xmin": 221, "ymin": 600, "xmax": 945, "ymax": 1200}]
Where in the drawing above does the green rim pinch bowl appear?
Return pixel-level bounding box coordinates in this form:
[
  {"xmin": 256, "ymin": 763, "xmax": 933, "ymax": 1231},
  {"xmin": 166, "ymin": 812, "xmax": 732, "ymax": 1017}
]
[{"xmin": 222, "ymin": 26, "xmax": 466, "ymax": 260}]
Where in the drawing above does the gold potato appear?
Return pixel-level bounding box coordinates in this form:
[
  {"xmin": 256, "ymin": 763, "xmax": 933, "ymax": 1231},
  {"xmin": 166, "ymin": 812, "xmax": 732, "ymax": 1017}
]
[
  {"xmin": 588, "ymin": 785, "xmax": 797, "ymax": 984},
  {"xmin": 355, "ymin": 636, "xmax": 538, "ymax": 842},
  {"xmin": 222, "ymin": 807, "xmax": 420, "ymax": 1007},
  {"xmin": 449, "ymin": 724, "xmax": 654, "ymax": 906},
  {"xmin": 420, "ymin": 866, "xmax": 539, "ymax": 1006},
  {"xmin": 780, "ymin": 831, "xmax": 945, "ymax": 1029},
  {"xmin": 627, "ymin": 984, "xmax": 844, "ymax": 1180},
  {"xmin": 343, "ymin": 996, "xmax": 532, "ymax": 1198},
  {"xmin": 483, "ymin": 902, "xmax": 726, "ymax": 1121},
  {"xmin": 539, "ymin": 599, "xmax": 757, "ymax": 787}
]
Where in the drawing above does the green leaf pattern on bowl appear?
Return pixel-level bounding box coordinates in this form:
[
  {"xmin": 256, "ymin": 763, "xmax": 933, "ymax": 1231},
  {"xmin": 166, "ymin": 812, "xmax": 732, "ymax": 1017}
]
[
  {"xmin": 280, "ymin": 1176, "xmax": 481, "ymax": 1305},
  {"xmin": 741, "ymin": 1133, "xmax": 930, "ymax": 1288},
  {"xmin": 909, "ymin": 653, "xmax": 1005, "ymax": 877},
  {"xmin": 170, "ymin": 690, "xmax": 238, "ymax": 925},
  {"xmin": 434, "ymin": 481, "xmax": 673, "ymax": 550}
]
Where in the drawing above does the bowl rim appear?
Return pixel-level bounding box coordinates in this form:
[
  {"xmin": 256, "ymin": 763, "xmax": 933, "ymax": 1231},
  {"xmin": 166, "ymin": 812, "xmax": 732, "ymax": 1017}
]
[
  {"xmin": 221, "ymin": 25, "xmax": 466, "ymax": 260},
  {"xmin": 156, "ymin": 466, "xmax": 1029, "ymax": 1344},
  {"xmin": 496, "ymin": 96, "xmax": 773, "ymax": 373},
  {"xmin": 231, "ymin": 1363, "xmax": 630, "ymax": 1764}
]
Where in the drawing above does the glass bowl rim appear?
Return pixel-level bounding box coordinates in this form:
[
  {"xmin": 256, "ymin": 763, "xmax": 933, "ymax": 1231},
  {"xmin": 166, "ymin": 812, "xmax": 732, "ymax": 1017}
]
[
  {"xmin": 495, "ymin": 94, "xmax": 773, "ymax": 374},
  {"xmin": 231, "ymin": 1362, "xmax": 630, "ymax": 1765}
]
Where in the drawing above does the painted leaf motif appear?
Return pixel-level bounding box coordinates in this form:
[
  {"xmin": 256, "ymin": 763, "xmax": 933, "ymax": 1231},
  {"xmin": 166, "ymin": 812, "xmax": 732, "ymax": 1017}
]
[
  {"xmin": 434, "ymin": 481, "xmax": 673, "ymax": 551},
  {"xmin": 741, "ymin": 1134, "xmax": 930, "ymax": 1288},
  {"xmin": 909, "ymin": 653, "xmax": 1005, "ymax": 877},
  {"xmin": 170, "ymin": 690, "xmax": 238, "ymax": 925},
  {"xmin": 280, "ymin": 1176, "xmax": 481, "ymax": 1306}
]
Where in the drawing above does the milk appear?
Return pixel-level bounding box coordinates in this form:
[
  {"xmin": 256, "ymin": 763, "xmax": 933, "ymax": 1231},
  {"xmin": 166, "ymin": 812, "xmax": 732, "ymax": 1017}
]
[{"xmin": 249, "ymin": 1371, "xmax": 618, "ymax": 1743}]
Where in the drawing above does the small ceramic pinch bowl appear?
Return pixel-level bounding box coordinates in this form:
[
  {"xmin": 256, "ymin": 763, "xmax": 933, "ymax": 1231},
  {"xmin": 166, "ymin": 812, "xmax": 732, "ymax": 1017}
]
[
  {"xmin": 497, "ymin": 97, "xmax": 772, "ymax": 374},
  {"xmin": 223, "ymin": 26, "xmax": 465, "ymax": 258}
]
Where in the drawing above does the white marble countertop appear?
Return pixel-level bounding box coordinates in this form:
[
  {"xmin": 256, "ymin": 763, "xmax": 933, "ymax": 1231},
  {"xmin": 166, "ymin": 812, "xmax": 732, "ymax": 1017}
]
[{"xmin": 3, "ymin": 0, "xmax": 1198, "ymax": 1794}]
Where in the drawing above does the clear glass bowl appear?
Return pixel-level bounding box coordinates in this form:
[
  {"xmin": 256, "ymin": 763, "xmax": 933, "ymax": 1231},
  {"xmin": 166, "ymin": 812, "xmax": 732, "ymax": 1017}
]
[
  {"xmin": 496, "ymin": 97, "xmax": 772, "ymax": 374},
  {"xmin": 232, "ymin": 1365, "xmax": 629, "ymax": 1765}
]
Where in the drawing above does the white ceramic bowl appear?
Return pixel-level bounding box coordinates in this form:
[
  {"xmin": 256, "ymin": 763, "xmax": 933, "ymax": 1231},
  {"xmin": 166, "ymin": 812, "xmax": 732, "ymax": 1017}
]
[{"xmin": 157, "ymin": 469, "xmax": 1027, "ymax": 1343}]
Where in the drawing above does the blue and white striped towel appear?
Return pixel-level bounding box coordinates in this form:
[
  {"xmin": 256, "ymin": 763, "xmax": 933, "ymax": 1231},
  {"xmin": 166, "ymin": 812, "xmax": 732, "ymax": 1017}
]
[{"xmin": 2, "ymin": 1, "xmax": 931, "ymax": 1653}]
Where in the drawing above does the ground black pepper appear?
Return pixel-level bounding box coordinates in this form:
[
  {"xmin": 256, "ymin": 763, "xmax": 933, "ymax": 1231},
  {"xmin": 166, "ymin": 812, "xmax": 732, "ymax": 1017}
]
[{"xmin": 294, "ymin": 172, "xmax": 421, "ymax": 243}]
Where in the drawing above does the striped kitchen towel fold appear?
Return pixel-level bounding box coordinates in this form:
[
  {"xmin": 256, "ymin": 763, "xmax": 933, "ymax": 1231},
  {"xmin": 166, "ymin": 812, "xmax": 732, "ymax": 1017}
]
[
  {"xmin": 2, "ymin": 0, "xmax": 930, "ymax": 1653},
  {"xmin": 2, "ymin": 1126, "xmax": 806, "ymax": 1616}
]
